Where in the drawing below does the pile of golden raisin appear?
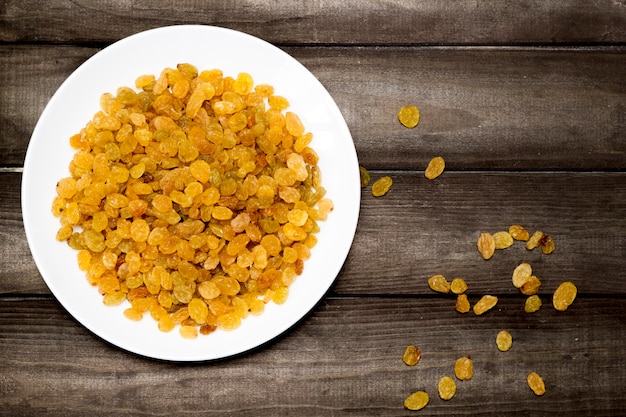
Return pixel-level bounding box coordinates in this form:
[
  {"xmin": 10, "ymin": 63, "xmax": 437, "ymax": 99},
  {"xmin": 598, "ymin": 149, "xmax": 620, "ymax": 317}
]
[{"xmin": 52, "ymin": 63, "xmax": 333, "ymax": 338}]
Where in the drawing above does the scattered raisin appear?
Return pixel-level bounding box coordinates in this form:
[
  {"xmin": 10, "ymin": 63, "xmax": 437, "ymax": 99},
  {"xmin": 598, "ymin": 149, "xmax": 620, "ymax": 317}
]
[
  {"xmin": 397, "ymin": 105, "xmax": 420, "ymax": 128},
  {"xmin": 509, "ymin": 224, "xmax": 530, "ymax": 241},
  {"xmin": 553, "ymin": 281, "xmax": 577, "ymax": 311},
  {"xmin": 424, "ymin": 156, "xmax": 445, "ymax": 180},
  {"xmin": 520, "ymin": 276, "xmax": 542, "ymax": 295},
  {"xmin": 527, "ymin": 372, "xmax": 546, "ymax": 396},
  {"xmin": 512, "ymin": 262, "xmax": 532, "ymax": 288},
  {"xmin": 428, "ymin": 274, "xmax": 451, "ymax": 294},
  {"xmin": 454, "ymin": 356, "xmax": 474, "ymax": 380},
  {"xmin": 404, "ymin": 391, "xmax": 429, "ymax": 411},
  {"xmin": 539, "ymin": 234, "xmax": 555, "ymax": 254},
  {"xmin": 450, "ymin": 278, "xmax": 468, "ymax": 295},
  {"xmin": 496, "ymin": 330, "xmax": 513, "ymax": 352},
  {"xmin": 402, "ymin": 345, "xmax": 422, "ymax": 366},
  {"xmin": 455, "ymin": 294, "xmax": 471, "ymax": 313},
  {"xmin": 473, "ymin": 295, "xmax": 498, "ymax": 315},
  {"xmin": 493, "ymin": 231, "xmax": 514, "ymax": 249},
  {"xmin": 526, "ymin": 230, "xmax": 544, "ymax": 250},
  {"xmin": 359, "ymin": 166, "xmax": 371, "ymax": 187},
  {"xmin": 371, "ymin": 176, "xmax": 393, "ymax": 197},
  {"xmin": 438, "ymin": 376, "xmax": 457, "ymax": 400},
  {"xmin": 525, "ymin": 295, "xmax": 542, "ymax": 313},
  {"xmin": 477, "ymin": 232, "xmax": 496, "ymax": 260}
]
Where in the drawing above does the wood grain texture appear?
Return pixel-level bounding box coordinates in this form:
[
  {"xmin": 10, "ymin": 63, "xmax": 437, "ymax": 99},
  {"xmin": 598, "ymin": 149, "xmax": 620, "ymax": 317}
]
[
  {"xmin": 1, "ymin": 46, "xmax": 625, "ymax": 169},
  {"xmin": 0, "ymin": 297, "xmax": 624, "ymax": 416},
  {"xmin": 0, "ymin": 172, "xmax": 41, "ymax": 294},
  {"xmin": 2, "ymin": 1, "xmax": 625, "ymax": 414},
  {"xmin": 1, "ymin": 0, "xmax": 626, "ymax": 45},
  {"xmin": 0, "ymin": 45, "xmax": 92, "ymax": 166}
]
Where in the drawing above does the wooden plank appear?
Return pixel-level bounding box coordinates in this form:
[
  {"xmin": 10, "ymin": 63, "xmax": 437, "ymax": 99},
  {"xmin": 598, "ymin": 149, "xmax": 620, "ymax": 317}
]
[
  {"xmin": 342, "ymin": 170, "xmax": 626, "ymax": 296},
  {"xmin": 0, "ymin": 172, "xmax": 42, "ymax": 294},
  {"xmin": 2, "ymin": 0, "xmax": 626, "ymax": 45},
  {"xmin": 0, "ymin": 297, "xmax": 624, "ymax": 416},
  {"xmin": 6, "ymin": 171, "xmax": 626, "ymax": 295},
  {"xmin": 1, "ymin": 46, "xmax": 625, "ymax": 169},
  {"xmin": 303, "ymin": 47, "xmax": 626, "ymax": 171},
  {"xmin": 0, "ymin": 45, "xmax": 94, "ymax": 166}
]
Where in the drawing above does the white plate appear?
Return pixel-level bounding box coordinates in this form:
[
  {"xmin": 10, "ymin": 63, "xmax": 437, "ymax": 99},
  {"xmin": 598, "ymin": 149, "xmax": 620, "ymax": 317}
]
[{"xmin": 22, "ymin": 25, "xmax": 360, "ymax": 361}]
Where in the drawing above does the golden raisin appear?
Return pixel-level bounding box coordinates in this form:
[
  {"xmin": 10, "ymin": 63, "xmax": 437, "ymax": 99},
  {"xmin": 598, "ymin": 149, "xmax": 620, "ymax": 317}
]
[
  {"xmin": 438, "ymin": 376, "xmax": 456, "ymax": 400},
  {"xmin": 130, "ymin": 218, "xmax": 150, "ymax": 242},
  {"xmin": 402, "ymin": 345, "xmax": 422, "ymax": 366},
  {"xmin": 473, "ymin": 295, "xmax": 498, "ymax": 315},
  {"xmin": 424, "ymin": 156, "xmax": 445, "ymax": 180},
  {"xmin": 428, "ymin": 274, "xmax": 451, "ymax": 294},
  {"xmin": 509, "ymin": 224, "xmax": 530, "ymax": 241},
  {"xmin": 199, "ymin": 324, "xmax": 217, "ymax": 335},
  {"xmin": 455, "ymin": 293, "xmax": 471, "ymax": 313},
  {"xmin": 450, "ymin": 278, "xmax": 468, "ymax": 294},
  {"xmin": 539, "ymin": 234, "xmax": 555, "ymax": 254},
  {"xmin": 553, "ymin": 281, "xmax": 577, "ymax": 311},
  {"xmin": 525, "ymin": 295, "xmax": 542, "ymax": 313},
  {"xmin": 527, "ymin": 372, "xmax": 546, "ymax": 396},
  {"xmin": 397, "ymin": 105, "xmax": 420, "ymax": 128},
  {"xmin": 526, "ymin": 230, "xmax": 544, "ymax": 250},
  {"xmin": 268, "ymin": 95, "xmax": 289, "ymax": 110},
  {"xmin": 371, "ymin": 176, "xmax": 393, "ymax": 197},
  {"xmin": 477, "ymin": 232, "xmax": 496, "ymax": 260},
  {"xmin": 512, "ymin": 262, "xmax": 532, "ymax": 288},
  {"xmin": 404, "ymin": 391, "xmax": 429, "ymax": 411},
  {"xmin": 493, "ymin": 231, "xmax": 513, "ymax": 249},
  {"xmin": 520, "ymin": 275, "xmax": 542, "ymax": 295},
  {"xmin": 496, "ymin": 330, "xmax": 512, "ymax": 352},
  {"xmin": 454, "ymin": 356, "xmax": 474, "ymax": 380},
  {"xmin": 233, "ymin": 72, "xmax": 254, "ymax": 95},
  {"xmin": 189, "ymin": 159, "xmax": 211, "ymax": 183},
  {"xmin": 359, "ymin": 166, "xmax": 370, "ymax": 187}
]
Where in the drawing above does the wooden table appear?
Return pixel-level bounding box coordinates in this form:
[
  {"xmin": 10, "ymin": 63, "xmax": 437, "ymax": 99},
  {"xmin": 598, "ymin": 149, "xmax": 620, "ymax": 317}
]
[{"xmin": 1, "ymin": 2, "xmax": 625, "ymax": 415}]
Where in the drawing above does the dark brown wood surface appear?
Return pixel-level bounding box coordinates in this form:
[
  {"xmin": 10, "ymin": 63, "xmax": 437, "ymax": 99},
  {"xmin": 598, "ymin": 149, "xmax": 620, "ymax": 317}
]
[{"xmin": 1, "ymin": 1, "xmax": 625, "ymax": 415}]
